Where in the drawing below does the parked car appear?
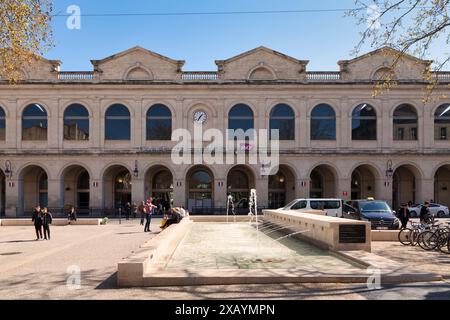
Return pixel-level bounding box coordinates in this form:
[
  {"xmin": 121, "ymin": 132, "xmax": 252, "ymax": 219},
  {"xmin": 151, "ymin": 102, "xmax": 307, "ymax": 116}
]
[
  {"xmin": 281, "ymin": 199, "xmax": 344, "ymax": 217},
  {"xmin": 345, "ymin": 199, "xmax": 400, "ymax": 230},
  {"xmin": 408, "ymin": 203, "xmax": 449, "ymax": 218}
]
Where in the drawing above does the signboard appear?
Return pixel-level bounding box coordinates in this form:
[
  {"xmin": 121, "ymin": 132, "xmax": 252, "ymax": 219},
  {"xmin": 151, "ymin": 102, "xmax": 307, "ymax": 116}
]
[{"xmin": 339, "ymin": 225, "xmax": 366, "ymax": 244}]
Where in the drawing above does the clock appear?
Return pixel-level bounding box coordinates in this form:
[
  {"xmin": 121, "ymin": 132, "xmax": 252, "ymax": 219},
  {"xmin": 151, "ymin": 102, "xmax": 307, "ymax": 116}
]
[{"xmin": 193, "ymin": 110, "xmax": 208, "ymax": 124}]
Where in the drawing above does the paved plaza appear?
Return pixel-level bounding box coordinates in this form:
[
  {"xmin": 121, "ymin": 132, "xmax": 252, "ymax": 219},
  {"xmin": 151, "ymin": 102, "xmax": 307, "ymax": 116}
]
[{"xmin": 0, "ymin": 219, "xmax": 450, "ymax": 300}]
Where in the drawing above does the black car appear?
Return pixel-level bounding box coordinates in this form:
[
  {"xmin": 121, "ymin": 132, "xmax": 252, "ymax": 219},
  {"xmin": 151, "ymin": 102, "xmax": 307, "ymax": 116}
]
[{"xmin": 344, "ymin": 199, "xmax": 400, "ymax": 230}]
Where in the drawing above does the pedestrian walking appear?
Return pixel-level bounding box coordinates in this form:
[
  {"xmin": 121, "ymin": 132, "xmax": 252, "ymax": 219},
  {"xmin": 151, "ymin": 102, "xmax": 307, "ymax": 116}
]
[
  {"xmin": 138, "ymin": 201, "xmax": 146, "ymax": 226},
  {"xmin": 125, "ymin": 202, "xmax": 131, "ymax": 220},
  {"xmin": 31, "ymin": 206, "xmax": 43, "ymax": 240},
  {"xmin": 132, "ymin": 202, "xmax": 137, "ymax": 219},
  {"xmin": 420, "ymin": 201, "xmax": 432, "ymax": 224},
  {"xmin": 144, "ymin": 197, "xmax": 157, "ymax": 232},
  {"xmin": 397, "ymin": 203, "xmax": 410, "ymax": 229},
  {"xmin": 42, "ymin": 207, "xmax": 53, "ymax": 240}
]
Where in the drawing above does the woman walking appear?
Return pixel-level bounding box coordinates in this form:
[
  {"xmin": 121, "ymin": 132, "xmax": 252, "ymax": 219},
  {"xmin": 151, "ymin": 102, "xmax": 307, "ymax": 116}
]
[
  {"xmin": 31, "ymin": 206, "xmax": 43, "ymax": 240},
  {"xmin": 42, "ymin": 207, "xmax": 53, "ymax": 240}
]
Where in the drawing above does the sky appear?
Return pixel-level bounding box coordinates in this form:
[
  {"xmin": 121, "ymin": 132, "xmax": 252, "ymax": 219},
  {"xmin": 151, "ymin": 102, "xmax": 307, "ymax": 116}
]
[{"xmin": 46, "ymin": 0, "xmax": 448, "ymax": 71}]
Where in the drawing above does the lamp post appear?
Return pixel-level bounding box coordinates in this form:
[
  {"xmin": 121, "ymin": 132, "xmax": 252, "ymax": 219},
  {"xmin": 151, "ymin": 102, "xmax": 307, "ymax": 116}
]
[
  {"xmin": 4, "ymin": 160, "xmax": 12, "ymax": 179},
  {"xmin": 133, "ymin": 160, "xmax": 139, "ymax": 178},
  {"xmin": 386, "ymin": 160, "xmax": 394, "ymax": 179}
]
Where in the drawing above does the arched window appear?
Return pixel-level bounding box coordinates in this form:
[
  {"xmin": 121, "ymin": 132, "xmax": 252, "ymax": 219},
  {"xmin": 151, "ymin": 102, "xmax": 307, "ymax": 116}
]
[
  {"xmin": 64, "ymin": 104, "xmax": 89, "ymax": 141},
  {"xmin": 311, "ymin": 104, "xmax": 336, "ymax": 140},
  {"xmin": 146, "ymin": 104, "xmax": 172, "ymax": 140},
  {"xmin": 228, "ymin": 104, "xmax": 254, "ymax": 131},
  {"xmin": 189, "ymin": 170, "xmax": 213, "ymax": 190},
  {"xmin": 152, "ymin": 170, "xmax": 173, "ymax": 190},
  {"xmin": 270, "ymin": 104, "xmax": 295, "ymax": 140},
  {"xmin": 0, "ymin": 107, "xmax": 5, "ymax": 141},
  {"xmin": 434, "ymin": 104, "xmax": 450, "ymax": 140},
  {"xmin": 393, "ymin": 104, "xmax": 418, "ymax": 141},
  {"xmin": 105, "ymin": 104, "xmax": 130, "ymax": 140},
  {"xmin": 227, "ymin": 169, "xmax": 249, "ymax": 190},
  {"xmin": 352, "ymin": 103, "xmax": 377, "ymax": 140},
  {"xmin": 22, "ymin": 103, "xmax": 48, "ymax": 141},
  {"xmin": 228, "ymin": 104, "xmax": 254, "ymax": 140}
]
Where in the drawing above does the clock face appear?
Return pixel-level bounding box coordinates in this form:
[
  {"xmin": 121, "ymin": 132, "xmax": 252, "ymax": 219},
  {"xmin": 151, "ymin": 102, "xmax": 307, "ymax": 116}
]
[{"xmin": 193, "ymin": 110, "xmax": 208, "ymax": 124}]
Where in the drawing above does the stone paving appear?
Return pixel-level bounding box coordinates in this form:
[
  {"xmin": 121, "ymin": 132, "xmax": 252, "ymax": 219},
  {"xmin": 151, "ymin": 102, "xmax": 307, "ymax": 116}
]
[{"xmin": 0, "ymin": 220, "xmax": 449, "ymax": 300}]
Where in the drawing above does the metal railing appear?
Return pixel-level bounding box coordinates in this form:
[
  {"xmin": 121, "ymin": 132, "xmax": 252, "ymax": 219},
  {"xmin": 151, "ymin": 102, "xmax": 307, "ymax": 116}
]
[
  {"xmin": 306, "ymin": 71, "xmax": 341, "ymax": 81},
  {"xmin": 182, "ymin": 71, "xmax": 219, "ymax": 81},
  {"xmin": 432, "ymin": 72, "xmax": 450, "ymax": 82},
  {"xmin": 58, "ymin": 72, "xmax": 96, "ymax": 81}
]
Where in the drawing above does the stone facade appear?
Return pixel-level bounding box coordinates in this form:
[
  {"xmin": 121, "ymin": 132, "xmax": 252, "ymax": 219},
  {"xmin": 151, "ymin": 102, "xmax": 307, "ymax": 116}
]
[{"xmin": 0, "ymin": 46, "xmax": 449, "ymax": 216}]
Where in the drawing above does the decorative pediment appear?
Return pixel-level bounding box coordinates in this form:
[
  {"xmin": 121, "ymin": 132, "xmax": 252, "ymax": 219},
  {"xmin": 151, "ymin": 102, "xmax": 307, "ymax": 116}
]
[
  {"xmin": 216, "ymin": 46, "xmax": 309, "ymax": 81},
  {"xmin": 338, "ymin": 47, "xmax": 432, "ymax": 81},
  {"xmin": 91, "ymin": 46, "xmax": 185, "ymax": 81}
]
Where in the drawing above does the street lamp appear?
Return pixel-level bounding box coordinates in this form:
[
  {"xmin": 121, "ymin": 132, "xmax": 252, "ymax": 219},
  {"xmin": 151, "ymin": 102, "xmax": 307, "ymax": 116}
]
[
  {"xmin": 133, "ymin": 160, "xmax": 139, "ymax": 178},
  {"xmin": 386, "ymin": 160, "xmax": 394, "ymax": 179},
  {"xmin": 4, "ymin": 160, "xmax": 12, "ymax": 179}
]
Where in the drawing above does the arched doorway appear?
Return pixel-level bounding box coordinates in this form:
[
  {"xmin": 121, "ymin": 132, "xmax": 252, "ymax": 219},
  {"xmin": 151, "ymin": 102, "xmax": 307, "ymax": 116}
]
[
  {"xmin": 227, "ymin": 166, "xmax": 255, "ymax": 213},
  {"xmin": 310, "ymin": 165, "xmax": 337, "ymax": 198},
  {"xmin": 145, "ymin": 166, "xmax": 174, "ymax": 210},
  {"xmin": 19, "ymin": 165, "xmax": 48, "ymax": 215},
  {"xmin": 187, "ymin": 166, "xmax": 214, "ymax": 214},
  {"xmin": 103, "ymin": 165, "xmax": 132, "ymax": 210},
  {"xmin": 434, "ymin": 165, "xmax": 450, "ymax": 206},
  {"xmin": 393, "ymin": 165, "xmax": 420, "ymax": 210},
  {"xmin": 62, "ymin": 165, "xmax": 90, "ymax": 214},
  {"xmin": 0, "ymin": 170, "xmax": 5, "ymax": 216},
  {"xmin": 268, "ymin": 165, "xmax": 296, "ymax": 209},
  {"xmin": 351, "ymin": 165, "xmax": 378, "ymax": 200}
]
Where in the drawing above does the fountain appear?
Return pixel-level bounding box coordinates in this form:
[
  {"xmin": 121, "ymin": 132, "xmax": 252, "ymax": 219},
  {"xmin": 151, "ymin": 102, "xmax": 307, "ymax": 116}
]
[
  {"xmin": 226, "ymin": 194, "xmax": 235, "ymax": 223},
  {"xmin": 117, "ymin": 190, "xmax": 441, "ymax": 287},
  {"xmin": 248, "ymin": 188, "xmax": 258, "ymax": 225}
]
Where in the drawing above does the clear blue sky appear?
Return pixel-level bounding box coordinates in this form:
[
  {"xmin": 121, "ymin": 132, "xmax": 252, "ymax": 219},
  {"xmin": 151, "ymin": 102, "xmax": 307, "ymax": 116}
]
[{"xmin": 47, "ymin": 0, "xmax": 447, "ymax": 71}]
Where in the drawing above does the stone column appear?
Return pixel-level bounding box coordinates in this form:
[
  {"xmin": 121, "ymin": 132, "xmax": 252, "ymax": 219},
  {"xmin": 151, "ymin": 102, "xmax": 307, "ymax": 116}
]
[
  {"xmin": 337, "ymin": 178, "xmax": 351, "ymax": 201},
  {"xmin": 6, "ymin": 99, "xmax": 18, "ymax": 149},
  {"xmin": 172, "ymin": 180, "xmax": 185, "ymax": 208},
  {"xmin": 47, "ymin": 99, "xmax": 59, "ymax": 150},
  {"xmin": 255, "ymin": 176, "xmax": 269, "ymax": 209},
  {"xmin": 132, "ymin": 98, "xmax": 142, "ymax": 148},
  {"xmin": 89, "ymin": 179, "xmax": 103, "ymax": 210},
  {"xmin": 418, "ymin": 179, "xmax": 435, "ymax": 204},
  {"xmin": 376, "ymin": 178, "xmax": 393, "ymax": 207},
  {"xmin": 297, "ymin": 179, "xmax": 309, "ymax": 198},
  {"xmin": 214, "ymin": 179, "xmax": 227, "ymax": 211},
  {"xmin": 4, "ymin": 179, "xmax": 19, "ymax": 217},
  {"xmin": 47, "ymin": 178, "xmax": 62, "ymax": 209},
  {"xmin": 131, "ymin": 178, "xmax": 145, "ymax": 204}
]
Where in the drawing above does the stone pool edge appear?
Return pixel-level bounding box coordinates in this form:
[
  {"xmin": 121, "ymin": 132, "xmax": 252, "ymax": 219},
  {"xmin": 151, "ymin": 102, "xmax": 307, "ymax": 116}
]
[{"xmin": 117, "ymin": 216, "xmax": 442, "ymax": 288}]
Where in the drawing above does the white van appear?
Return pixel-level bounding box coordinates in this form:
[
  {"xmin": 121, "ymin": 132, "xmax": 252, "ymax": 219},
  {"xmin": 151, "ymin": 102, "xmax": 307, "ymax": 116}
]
[{"xmin": 281, "ymin": 199, "xmax": 344, "ymax": 217}]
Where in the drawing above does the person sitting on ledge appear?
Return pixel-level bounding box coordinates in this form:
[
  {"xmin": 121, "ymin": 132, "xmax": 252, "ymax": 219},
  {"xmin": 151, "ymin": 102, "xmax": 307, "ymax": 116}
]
[
  {"xmin": 160, "ymin": 207, "xmax": 183, "ymax": 230},
  {"xmin": 68, "ymin": 206, "xmax": 77, "ymax": 224}
]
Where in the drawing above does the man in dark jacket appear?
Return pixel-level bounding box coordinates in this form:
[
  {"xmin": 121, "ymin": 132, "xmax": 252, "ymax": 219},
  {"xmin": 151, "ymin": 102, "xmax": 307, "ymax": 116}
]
[
  {"xmin": 420, "ymin": 202, "xmax": 431, "ymax": 224},
  {"xmin": 31, "ymin": 206, "xmax": 43, "ymax": 240},
  {"xmin": 397, "ymin": 203, "xmax": 410, "ymax": 229},
  {"xmin": 42, "ymin": 208, "xmax": 53, "ymax": 240}
]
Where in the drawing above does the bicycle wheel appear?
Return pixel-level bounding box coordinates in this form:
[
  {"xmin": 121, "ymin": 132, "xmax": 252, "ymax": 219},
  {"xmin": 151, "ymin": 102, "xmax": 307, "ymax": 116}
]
[
  {"xmin": 418, "ymin": 230, "xmax": 439, "ymax": 251},
  {"xmin": 411, "ymin": 229, "xmax": 420, "ymax": 246},
  {"xmin": 438, "ymin": 230, "xmax": 450, "ymax": 254},
  {"xmin": 398, "ymin": 228, "xmax": 413, "ymax": 245}
]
